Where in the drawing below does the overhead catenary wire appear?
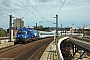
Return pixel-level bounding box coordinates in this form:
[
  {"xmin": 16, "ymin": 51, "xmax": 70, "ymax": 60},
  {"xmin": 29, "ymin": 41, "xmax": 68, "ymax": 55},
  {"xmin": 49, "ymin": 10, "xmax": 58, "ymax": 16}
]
[
  {"xmin": 26, "ymin": 0, "xmax": 43, "ymax": 17},
  {"xmin": 0, "ymin": 4, "xmax": 10, "ymax": 12},
  {"xmin": 57, "ymin": 0, "xmax": 66, "ymax": 15},
  {"xmin": 27, "ymin": 0, "xmax": 43, "ymax": 17},
  {"xmin": 0, "ymin": 4, "xmax": 23, "ymax": 19},
  {"xmin": 0, "ymin": 12, "xmax": 10, "ymax": 17},
  {"xmin": 0, "ymin": 5, "xmax": 11, "ymax": 17},
  {"xmin": 0, "ymin": 15, "xmax": 8, "ymax": 18},
  {"xmin": 27, "ymin": 1, "xmax": 47, "ymax": 19},
  {"xmin": 27, "ymin": 0, "xmax": 53, "ymax": 23},
  {"xmin": 18, "ymin": 0, "xmax": 40, "ymax": 20}
]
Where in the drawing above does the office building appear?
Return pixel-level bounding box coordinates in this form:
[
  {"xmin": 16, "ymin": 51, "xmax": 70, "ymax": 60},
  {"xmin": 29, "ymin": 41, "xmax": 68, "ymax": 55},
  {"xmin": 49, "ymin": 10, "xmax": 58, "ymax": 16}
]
[{"xmin": 13, "ymin": 18, "xmax": 24, "ymax": 29}]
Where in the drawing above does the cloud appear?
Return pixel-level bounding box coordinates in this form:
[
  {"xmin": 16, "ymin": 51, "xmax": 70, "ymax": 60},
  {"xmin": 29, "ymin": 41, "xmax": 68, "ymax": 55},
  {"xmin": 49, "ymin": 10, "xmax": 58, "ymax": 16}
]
[
  {"xmin": 38, "ymin": 0, "xmax": 49, "ymax": 2},
  {"xmin": 0, "ymin": 0, "xmax": 11, "ymax": 7},
  {"xmin": 0, "ymin": 0, "xmax": 90, "ymax": 28}
]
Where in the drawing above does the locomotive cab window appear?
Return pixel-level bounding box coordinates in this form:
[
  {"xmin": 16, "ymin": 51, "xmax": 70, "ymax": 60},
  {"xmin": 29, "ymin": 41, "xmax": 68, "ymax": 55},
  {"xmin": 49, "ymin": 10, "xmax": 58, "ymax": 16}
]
[{"xmin": 17, "ymin": 30, "xmax": 26, "ymax": 34}]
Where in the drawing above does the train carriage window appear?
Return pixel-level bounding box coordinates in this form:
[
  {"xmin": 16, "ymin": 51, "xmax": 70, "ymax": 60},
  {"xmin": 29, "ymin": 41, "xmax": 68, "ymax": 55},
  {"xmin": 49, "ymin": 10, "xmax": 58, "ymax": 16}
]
[{"xmin": 40, "ymin": 33, "xmax": 42, "ymax": 35}]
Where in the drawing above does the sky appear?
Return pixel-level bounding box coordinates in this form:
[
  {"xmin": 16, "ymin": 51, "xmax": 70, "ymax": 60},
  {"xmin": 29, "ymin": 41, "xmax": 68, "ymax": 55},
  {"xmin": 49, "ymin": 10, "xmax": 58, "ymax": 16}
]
[{"xmin": 0, "ymin": 0, "xmax": 90, "ymax": 29}]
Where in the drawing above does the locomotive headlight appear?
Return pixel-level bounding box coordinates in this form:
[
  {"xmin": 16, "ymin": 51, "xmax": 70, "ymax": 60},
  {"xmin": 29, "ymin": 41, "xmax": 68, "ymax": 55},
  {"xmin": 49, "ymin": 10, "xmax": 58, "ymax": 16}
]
[
  {"xmin": 24, "ymin": 36, "xmax": 26, "ymax": 38},
  {"xmin": 34, "ymin": 33, "xmax": 37, "ymax": 36},
  {"xmin": 18, "ymin": 35, "xmax": 19, "ymax": 37},
  {"xmin": 27, "ymin": 35, "xmax": 28, "ymax": 37},
  {"xmin": 32, "ymin": 36, "xmax": 33, "ymax": 37}
]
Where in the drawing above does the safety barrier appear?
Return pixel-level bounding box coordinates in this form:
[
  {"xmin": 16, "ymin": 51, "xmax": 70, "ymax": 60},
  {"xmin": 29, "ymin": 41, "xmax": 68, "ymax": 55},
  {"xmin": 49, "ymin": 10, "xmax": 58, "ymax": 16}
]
[{"xmin": 58, "ymin": 36, "xmax": 69, "ymax": 60}]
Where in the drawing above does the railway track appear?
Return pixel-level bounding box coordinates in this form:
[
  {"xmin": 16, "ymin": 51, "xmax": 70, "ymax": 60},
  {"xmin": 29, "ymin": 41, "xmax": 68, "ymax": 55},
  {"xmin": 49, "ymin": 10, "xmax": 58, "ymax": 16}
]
[
  {"xmin": 0, "ymin": 37, "xmax": 53, "ymax": 60},
  {"xmin": 0, "ymin": 44, "xmax": 23, "ymax": 55},
  {"xmin": 27, "ymin": 39, "xmax": 51, "ymax": 60}
]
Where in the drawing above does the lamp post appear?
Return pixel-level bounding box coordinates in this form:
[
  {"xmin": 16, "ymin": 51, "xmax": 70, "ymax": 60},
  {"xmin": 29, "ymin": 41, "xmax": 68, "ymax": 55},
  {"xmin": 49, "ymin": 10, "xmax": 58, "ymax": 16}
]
[
  {"xmin": 83, "ymin": 25, "xmax": 85, "ymax": 36},
  {"xmin": 40, "ymin": 15, "xmax": 59, "ymax": 59},
  {"xmin": 56, "ymin": 15, "xmax": 58, "ymax": 42},
  {"xmin": 36, "ymin": 23, "xmax": 37, "ymax": 30},
  {"xmin": 20, "ymin": 18, "xmax": 21, "ymax": 28},
  {"xmin": 9, "ymin": 15, "xmax": 14, "ymax": 42},
  {"xmin": 53, "ymin": 15, "xmax": 60, "ymax": 60},
  {"xmin": 61, "ymin": 24, "xmax": 62, "ymax": 37}
]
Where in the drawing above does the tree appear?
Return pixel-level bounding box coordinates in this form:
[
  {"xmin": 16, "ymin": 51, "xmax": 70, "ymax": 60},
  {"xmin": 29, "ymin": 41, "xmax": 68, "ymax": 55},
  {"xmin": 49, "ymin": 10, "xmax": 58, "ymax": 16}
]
[
  {"xmin": 0, "ymin": 28, "xmax": 7, "ymax": 37},
  {"xmin": 39, "ymin": 25, "xmax": 43, "ymax": 31}
]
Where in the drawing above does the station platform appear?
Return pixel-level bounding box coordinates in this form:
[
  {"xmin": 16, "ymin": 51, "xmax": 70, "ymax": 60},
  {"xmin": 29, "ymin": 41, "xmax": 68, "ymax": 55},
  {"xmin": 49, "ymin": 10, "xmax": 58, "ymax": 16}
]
[
  {"xmin": 0, "ymin": 39, "xmax": 15, "ymax": 49},
  {"xmin": 0, "ymin": 39, "xmax": 14, "ymax": 49},
  {"xmin": 0, "ymin": 42, "xmax": 14, "ymax": 49},
  {"xmin": 40, "ymin": 41, "xmax": 57, "ymax": 60}
]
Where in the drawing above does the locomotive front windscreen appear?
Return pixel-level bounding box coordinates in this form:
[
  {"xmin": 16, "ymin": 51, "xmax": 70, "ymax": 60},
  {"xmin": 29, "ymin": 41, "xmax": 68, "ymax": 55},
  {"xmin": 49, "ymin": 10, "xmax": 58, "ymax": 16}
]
[{"xmin": 17, "ymin": 30, "xmax": 26, "ymax": 34}]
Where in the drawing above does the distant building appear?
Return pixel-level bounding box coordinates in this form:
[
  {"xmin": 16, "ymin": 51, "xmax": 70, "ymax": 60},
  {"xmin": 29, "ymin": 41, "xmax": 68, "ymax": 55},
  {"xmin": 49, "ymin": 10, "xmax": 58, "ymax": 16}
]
[
  {"xmin": 77, "ymin": 28, "xmax": 90, "ymax": 36},
  {"xmin": 13, "ymin": 18, "xmax": 24, "ymax": 29},
  {"xmin": 43, "ymin": 27, "xmax": 70, "ymax": 32}
]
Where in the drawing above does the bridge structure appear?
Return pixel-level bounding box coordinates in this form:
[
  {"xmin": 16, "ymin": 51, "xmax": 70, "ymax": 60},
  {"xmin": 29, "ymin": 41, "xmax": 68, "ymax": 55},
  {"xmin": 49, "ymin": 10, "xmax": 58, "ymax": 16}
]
[{"xmin": 55, "ymin": 36, "xmax": 90, "ymax": 60}]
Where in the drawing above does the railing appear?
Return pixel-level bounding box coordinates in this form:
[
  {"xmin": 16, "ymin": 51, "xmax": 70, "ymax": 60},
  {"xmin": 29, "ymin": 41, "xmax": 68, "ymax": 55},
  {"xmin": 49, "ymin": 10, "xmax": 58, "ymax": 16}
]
[
  {"xmin": 47, "ymin": 36, "xmax": 69, "ymax": 60},
  {"xmin": 72, "ymin": 36, "xmax": 90, "ymax": 43}
]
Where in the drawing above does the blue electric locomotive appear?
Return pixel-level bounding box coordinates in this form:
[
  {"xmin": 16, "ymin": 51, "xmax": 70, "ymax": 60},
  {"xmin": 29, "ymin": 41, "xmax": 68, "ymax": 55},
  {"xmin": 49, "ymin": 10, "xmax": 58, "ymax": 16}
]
[{"xmin": 15, "ymin": 28, "xmax": 39, "ymax": 43}]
